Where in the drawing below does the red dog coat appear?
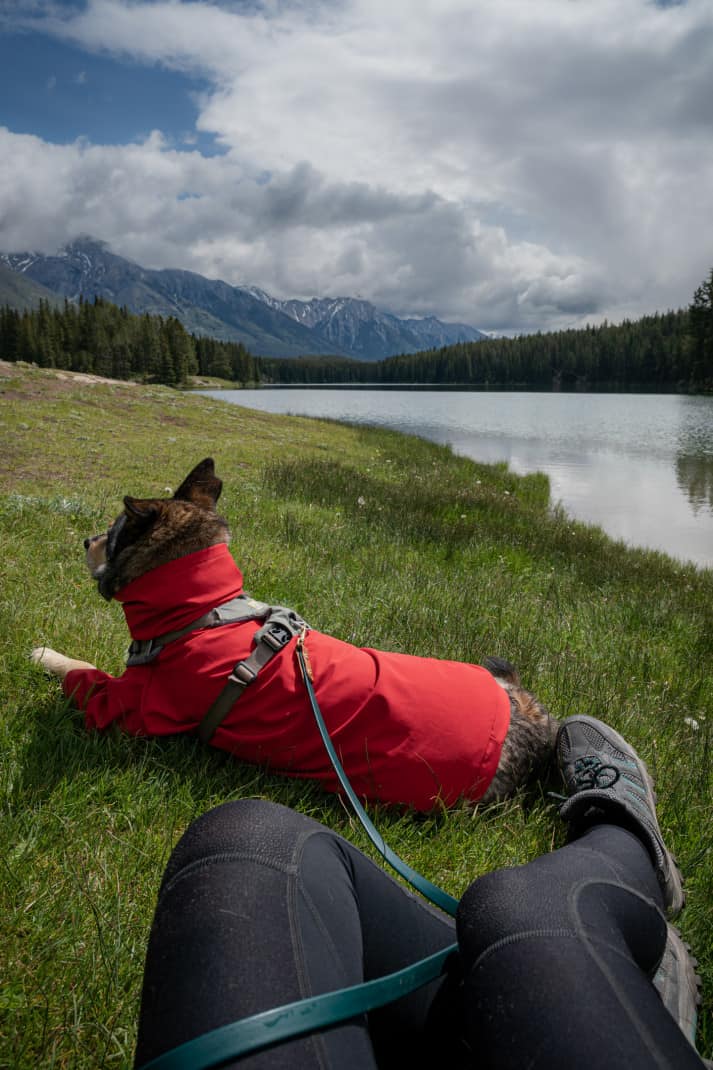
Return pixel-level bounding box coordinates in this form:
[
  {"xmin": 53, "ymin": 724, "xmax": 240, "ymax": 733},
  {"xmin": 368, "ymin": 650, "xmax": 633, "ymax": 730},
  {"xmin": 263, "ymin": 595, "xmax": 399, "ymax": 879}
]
[{"xmin": 64, "ymin": 544, "xmax": 510, "ymax": 810}]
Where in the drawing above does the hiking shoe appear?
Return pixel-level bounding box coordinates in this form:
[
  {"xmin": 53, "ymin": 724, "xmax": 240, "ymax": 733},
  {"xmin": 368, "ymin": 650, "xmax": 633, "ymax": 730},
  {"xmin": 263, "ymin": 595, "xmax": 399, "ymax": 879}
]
[
  {"xmin": 556, "ymin": 715, "xmax": 685, "ymax": 917},
  {"xmin": 653, "ymin": 924, "xmax": 703, "ymax": 1050}
]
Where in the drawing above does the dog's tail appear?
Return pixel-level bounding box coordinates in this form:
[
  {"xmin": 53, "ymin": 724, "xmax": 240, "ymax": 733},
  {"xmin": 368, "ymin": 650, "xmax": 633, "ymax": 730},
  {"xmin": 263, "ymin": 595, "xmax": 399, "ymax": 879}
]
[{"xmin": 482, "ymin": 655, "xmax": 521, "ymax": 687}]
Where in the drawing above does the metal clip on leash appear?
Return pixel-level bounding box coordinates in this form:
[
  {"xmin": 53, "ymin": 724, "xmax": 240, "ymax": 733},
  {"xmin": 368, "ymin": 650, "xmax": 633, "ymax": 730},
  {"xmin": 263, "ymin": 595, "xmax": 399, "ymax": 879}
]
[{"xmin": 139, "ymin": 630, "xmax": 460, "ymax": 1070}]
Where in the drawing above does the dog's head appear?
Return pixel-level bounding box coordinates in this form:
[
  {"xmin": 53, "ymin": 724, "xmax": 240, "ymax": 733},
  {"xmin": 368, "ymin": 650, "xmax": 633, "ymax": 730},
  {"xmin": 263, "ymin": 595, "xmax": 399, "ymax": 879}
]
[{"xmin": 85, "ymin": 458, "xmax": 230, "ymax": 600}]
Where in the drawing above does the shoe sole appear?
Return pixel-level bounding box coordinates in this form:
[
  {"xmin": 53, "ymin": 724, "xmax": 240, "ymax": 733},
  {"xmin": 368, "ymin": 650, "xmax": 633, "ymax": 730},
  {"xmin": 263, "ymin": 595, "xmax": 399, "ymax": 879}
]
[{"xmin": 653, "ymin": 923, "xmax": 703, "ymax": 1047}]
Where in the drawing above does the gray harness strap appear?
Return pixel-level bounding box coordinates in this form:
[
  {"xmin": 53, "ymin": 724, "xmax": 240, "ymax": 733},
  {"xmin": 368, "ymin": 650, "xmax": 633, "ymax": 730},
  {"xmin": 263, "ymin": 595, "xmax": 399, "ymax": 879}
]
[
  {"xmin": 126, "ymin": 595, "xmax": 274, "ymax": 667},
  {"xmin": 125, "ymin": 594, "xmax": 309, "ymax": 743},
  {"xmin": 197, "ymin": 606, "xmax": 308, "ymax": 745}
]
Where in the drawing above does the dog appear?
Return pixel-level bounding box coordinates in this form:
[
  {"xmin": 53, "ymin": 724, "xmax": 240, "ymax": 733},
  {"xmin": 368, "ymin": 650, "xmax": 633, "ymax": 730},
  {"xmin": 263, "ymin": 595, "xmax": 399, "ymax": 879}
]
[{"xmin": 32, "ymin": 458, "xmax": 557, "ymax": 811}]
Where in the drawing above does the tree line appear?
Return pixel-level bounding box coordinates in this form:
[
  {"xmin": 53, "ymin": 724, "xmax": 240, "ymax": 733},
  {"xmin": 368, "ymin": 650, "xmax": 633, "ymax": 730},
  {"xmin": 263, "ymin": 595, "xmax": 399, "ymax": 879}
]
[
  {"xmin": 0, "ymin": 296, "xmax": 258, "ymax": 386},
  {"xmin": 1, "ymin": 268, "xmax": 711, "ymax": 391},
  {"xmin": 261, "ymin": 305, "xmax": 709, "ymax": 391}
]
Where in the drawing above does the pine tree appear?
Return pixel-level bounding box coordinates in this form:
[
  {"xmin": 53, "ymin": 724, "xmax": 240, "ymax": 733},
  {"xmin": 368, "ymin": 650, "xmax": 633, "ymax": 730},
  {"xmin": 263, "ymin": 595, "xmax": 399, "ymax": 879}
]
[
  {"xmin": 0, "ymin": 307, "xmax": 21, "ymax": 362},
  {"xmin": 688, "ymin": 268, "xmax": 713, "ymax": 390},
  {"xmin": 160, "ymin": 317, "xmax": 197, "ymax": 384},
  {"xmin": 136, "ymin": 315, "xmax": 162, "ymax": 381}
]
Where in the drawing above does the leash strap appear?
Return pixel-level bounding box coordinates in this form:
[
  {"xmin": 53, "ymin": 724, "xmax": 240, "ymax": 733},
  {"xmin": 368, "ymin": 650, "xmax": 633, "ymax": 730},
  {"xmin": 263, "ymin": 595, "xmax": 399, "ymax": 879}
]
[
  {"xmin": 138, "ymin": 943, "xmax": 457, "ymax": 1070},
  {"xmin": 295, "ymin": 635, "xmax": 460, "ymax": 917},
  {"xmin": 136, "ymin": 632, "xmax": 461, "ymax": 1069}
]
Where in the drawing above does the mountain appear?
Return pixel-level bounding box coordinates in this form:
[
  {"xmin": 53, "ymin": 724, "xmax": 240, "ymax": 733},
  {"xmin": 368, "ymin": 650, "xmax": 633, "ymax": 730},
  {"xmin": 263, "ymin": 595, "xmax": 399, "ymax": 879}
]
[
  {"xmin": 0, "ymin": 262, "xmax": 62, "ymax": 311},
  {"xmin": 248, "ymin": 295, "xmax": 487, "ymax": 360},
  {"xmin": 0, "ymin": 239, "xmax": 342, "ymax": 360},
  {"xmin": 1, "ymin": 238, "xmax": 487, "ymax": 360}
]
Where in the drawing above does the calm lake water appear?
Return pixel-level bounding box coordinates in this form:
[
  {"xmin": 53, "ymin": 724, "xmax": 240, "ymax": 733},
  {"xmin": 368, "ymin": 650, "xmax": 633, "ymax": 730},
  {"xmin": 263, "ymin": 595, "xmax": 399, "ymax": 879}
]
[{"xmin": 200, "ymin": 388, "xmax": 713, "ymax": 569}]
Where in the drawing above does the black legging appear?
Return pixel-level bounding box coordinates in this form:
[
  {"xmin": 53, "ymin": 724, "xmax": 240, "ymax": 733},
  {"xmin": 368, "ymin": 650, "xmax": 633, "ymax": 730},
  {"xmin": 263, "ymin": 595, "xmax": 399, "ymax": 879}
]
[{"xmin": 134, "ymin": 799, "xmax": 704, "ymax": 1070}]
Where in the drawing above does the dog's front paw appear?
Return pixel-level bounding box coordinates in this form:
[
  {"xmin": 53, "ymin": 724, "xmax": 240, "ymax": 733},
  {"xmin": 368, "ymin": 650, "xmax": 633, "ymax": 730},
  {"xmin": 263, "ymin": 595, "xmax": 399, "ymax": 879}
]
[
  {"xmin": 31, "ymin": 647, "xmax": 97, "ymax": 680},
  {"xmin": 31, "ymin": 646, "xmax": 65, "ymax": 676}
]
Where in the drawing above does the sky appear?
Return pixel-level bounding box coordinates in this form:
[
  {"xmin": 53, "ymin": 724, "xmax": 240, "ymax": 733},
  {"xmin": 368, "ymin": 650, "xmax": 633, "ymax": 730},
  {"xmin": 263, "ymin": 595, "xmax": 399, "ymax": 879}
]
[{"xmin": 0, "ymin": 0, "xmax": 712, "ymax": 334}]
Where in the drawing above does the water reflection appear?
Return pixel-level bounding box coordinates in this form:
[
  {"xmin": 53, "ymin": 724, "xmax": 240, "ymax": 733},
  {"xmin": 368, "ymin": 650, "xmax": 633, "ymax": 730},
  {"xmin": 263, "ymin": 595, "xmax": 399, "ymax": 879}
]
[
  {"xmin": 672, "ymin": 397, "xmax": 713, "ymax": 518},
  {"xmin": 676, "ymin": 455, "xmax": 713, "ymax": 514}
]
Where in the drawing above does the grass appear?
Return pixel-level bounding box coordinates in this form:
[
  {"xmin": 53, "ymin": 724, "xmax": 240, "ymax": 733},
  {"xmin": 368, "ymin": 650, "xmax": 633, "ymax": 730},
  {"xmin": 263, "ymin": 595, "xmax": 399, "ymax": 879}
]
[{"xmin": 1, "ymin": 359, "xmax": 712, "ymax": 1065}]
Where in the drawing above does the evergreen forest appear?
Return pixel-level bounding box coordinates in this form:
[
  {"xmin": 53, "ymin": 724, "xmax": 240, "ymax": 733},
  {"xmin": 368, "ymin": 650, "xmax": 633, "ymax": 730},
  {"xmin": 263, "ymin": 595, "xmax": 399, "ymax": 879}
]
[
  {"xmin": 0, "ymin": 297, "xmax": 257, "ymax": 387},
  {"xmin": 1, "ymin": 268, "xmax": 712, "ymax": 392}
]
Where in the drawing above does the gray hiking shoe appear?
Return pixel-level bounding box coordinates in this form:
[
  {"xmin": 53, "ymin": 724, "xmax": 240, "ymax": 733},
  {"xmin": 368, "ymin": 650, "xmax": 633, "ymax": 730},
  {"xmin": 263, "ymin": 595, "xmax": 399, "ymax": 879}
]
[
  {"xmin": 653, "ymin": 924, "xmax": 703, "ymax": 1051},
  {"xmin": 556, "ymin": 715, "xmax": 685, "ymax": 917}
]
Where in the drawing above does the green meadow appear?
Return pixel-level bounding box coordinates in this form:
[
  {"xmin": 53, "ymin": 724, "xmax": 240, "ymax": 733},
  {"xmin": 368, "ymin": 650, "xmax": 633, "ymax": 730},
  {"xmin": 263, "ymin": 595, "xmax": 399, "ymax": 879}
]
[{"xmin": 1, "ymin": 361, "xmax": 711, "ymax": 1066}]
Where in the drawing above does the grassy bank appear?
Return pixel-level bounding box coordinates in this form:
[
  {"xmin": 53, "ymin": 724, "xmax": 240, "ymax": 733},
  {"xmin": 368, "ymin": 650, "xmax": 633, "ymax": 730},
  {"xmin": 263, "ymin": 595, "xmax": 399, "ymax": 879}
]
[{"xmin": 1, "ymin": 361, "xmax": 711, "ymax": 1066}]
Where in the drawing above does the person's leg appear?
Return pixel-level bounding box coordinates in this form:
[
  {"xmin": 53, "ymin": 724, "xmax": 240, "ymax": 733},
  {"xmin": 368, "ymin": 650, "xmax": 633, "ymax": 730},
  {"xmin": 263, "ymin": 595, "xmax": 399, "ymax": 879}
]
[
  {"xmin": 456, "ymin": 716, "xmax": 705, "ymax": 1070},
  {"xmin": 457, "ymin": 825, "xmax": 704, "ymax": 1069},
  {"xmin": 134, "ymin": 798, "xmax": 461, "ymax": 1070}
]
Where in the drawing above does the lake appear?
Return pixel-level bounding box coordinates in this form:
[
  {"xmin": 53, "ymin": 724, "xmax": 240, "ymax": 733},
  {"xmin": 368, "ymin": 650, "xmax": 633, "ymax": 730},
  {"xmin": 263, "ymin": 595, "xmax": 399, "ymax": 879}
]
[{"xmin": 198, "ymin": 388, "xmax": 713, "ymax": 569}]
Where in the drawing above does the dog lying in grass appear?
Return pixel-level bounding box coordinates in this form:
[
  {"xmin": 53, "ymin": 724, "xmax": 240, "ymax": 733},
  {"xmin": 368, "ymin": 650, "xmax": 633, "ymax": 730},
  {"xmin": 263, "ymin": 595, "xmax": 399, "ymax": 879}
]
[{"xmin": 32, "ymin": 458, "xmax": 557, "ymax": 811}]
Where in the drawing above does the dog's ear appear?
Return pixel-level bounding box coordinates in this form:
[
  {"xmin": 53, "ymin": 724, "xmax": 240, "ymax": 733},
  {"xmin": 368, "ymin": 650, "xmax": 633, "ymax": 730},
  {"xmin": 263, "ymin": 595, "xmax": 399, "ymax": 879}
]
[
  {"xmin": 172, "ymin": 458, "xmax": 223, "ymax": 509},
  {"xmin": 123, "ymin": 497, "xmax": 160, "ymax": 522},
  {"xmin": 122, "ymin": 496, "xmax": 160, "ymax": 530}
]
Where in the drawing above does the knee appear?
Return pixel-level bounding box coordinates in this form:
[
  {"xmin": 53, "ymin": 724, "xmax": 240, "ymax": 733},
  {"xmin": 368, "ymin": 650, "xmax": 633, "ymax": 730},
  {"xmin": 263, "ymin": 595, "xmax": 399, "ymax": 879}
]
[
  {"xmin": 160, "ymin": 799, "xmax": 316, "ymax": 890},
  {"xmin": 457, "ymin": 866, "xmax": 553, "ymax": 968}
]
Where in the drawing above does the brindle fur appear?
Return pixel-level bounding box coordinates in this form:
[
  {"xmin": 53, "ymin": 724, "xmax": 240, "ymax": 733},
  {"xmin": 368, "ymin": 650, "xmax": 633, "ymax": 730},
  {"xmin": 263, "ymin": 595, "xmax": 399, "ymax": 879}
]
[
  {"xmin": 34, "ymin": 459, "xmax": 558, "ymax": 803},
  {"xmin": 479, "ymin": 657, "xmax": 558, "ymax": 804},
  {"xmin": 93, "ymin": 458, "xmax": 230, "ymax": 599}
]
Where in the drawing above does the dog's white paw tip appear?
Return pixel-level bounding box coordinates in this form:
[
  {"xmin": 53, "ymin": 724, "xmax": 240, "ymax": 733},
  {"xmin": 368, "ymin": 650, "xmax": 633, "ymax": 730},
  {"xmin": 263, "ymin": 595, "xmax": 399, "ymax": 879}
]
[{"xmin": 31, "ymin": 647, "xmax": 58, "ymax": 670}]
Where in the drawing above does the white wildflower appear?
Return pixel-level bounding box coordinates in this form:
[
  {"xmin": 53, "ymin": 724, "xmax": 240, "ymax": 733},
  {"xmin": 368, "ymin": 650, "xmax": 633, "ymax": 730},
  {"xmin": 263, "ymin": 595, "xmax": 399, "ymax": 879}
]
[{"xmin": 684, "ymin": 717, "xmax": 700, "ymax": 731}]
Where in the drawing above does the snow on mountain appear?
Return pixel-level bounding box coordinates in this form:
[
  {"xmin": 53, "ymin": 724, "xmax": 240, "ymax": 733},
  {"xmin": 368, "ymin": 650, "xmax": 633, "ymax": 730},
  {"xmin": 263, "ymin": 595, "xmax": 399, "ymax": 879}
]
[{"xmin": 1, "ymin": 238, "xmax": 487, "ymax": 361}]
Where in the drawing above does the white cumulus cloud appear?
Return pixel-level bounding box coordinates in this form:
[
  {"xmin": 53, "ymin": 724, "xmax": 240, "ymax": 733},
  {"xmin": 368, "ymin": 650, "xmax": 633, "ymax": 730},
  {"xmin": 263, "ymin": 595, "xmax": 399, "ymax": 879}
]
[{"xmin": 1, "ymin": 0, "xmax": 713, "ymax": 332}]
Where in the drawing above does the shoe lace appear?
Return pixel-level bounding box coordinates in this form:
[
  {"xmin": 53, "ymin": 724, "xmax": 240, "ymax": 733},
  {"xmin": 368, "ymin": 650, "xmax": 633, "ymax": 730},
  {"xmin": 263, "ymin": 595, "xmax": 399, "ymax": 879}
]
[{"xmin": 572, "ymin": 755, "xmax": 620, "ymax": 790}]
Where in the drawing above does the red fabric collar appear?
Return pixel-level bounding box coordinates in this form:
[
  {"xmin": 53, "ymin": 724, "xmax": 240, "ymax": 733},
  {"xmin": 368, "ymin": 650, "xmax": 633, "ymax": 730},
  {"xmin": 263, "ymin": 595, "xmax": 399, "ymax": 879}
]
[{"xmin": 115, "ymin": 543, "xmax": 244, "ymax": 639}]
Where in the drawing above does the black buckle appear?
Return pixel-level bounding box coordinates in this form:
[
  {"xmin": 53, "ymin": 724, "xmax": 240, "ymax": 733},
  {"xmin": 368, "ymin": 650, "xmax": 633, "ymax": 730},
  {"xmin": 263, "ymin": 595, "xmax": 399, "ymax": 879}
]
[
  {"xmin": 126, "ymin": 639, "xmax": 161, "ymax": 667},
  {"xmin": 229, "ymin": 661, "xmax": 258, "ymax": 686},
  {"xmin": 261, "ymin": 623, "xmax": 293, "ymax": 652}
]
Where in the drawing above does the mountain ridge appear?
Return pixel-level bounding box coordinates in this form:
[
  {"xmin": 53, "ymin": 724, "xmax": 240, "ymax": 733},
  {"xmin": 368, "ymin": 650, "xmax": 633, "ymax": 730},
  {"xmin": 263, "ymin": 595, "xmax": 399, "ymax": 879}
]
[
  {"xmin": 0, "ymin": 262, "xmax": 63, "ymax": 311},
  {"xmin": 0, "ymin": 238, "xmax": 487, "ymax": 361}
]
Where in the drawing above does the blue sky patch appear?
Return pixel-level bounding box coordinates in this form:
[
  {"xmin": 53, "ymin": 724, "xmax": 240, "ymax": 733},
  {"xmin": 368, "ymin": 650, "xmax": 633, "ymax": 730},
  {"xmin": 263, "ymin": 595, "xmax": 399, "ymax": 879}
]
[{"xmin": 0, "ymin": 28, "xmax": 226, "ymax": 154}]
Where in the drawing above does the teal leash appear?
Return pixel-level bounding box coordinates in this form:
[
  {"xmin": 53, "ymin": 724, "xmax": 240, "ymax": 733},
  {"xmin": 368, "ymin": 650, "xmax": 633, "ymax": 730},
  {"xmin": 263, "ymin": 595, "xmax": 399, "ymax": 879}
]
[
  {"xmin": 139, "ymin": 944, "xmax": 457, "ymax": 1070},
  {"xmin": 294, "ymin": 635, "xmax": 459, "ymax": 917},
  {"xmin": 139, "ymin": 633, "xmax": 459, "ymax": 1070}
]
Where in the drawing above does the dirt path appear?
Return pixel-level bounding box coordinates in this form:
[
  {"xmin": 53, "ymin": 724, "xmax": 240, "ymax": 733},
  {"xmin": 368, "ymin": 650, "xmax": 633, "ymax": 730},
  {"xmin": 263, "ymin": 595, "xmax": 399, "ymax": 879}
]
[{"xmin": 0, "ymin": 360, "xmax": 136, "ymax": 387}]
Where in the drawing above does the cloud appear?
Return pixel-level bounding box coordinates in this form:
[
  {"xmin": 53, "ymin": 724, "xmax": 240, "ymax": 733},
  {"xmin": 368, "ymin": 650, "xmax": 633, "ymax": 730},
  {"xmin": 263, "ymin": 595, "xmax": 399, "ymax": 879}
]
[
  {"xmin": 1, "ymin": 0, "xmax": 713, "ymax": 332},
  {"xmin": 0, "ymin": 125, "xmax": 595, "ymax": 328}
]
